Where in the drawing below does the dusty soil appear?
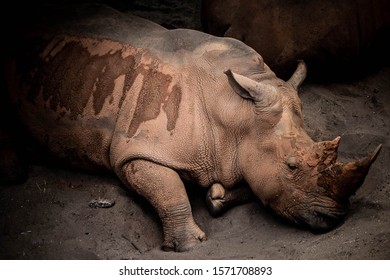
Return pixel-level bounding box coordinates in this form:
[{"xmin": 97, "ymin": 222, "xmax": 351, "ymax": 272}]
[{"xmin": 1, "ymin": 0, "xmax": 389, "ymax": 260}]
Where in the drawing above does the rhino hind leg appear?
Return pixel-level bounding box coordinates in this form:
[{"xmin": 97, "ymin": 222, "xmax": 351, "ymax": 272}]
[
  {"xmin": 0, "ymin": 95, "xmax": 27, "ymax": 185},
  {"xmin": 206, "ymin": 183, "xmax": 255, "ymax": 217},
  {"xmin": 122, "ymin": 160, "xmax": 206, "ymax": 252},
  {"xmin": 0, "ymin": 73, "xmax": 28, "ymax": 185},
  {"xmin": 0, "ymin": 134, "xmax": 28, "ymax": 185}
]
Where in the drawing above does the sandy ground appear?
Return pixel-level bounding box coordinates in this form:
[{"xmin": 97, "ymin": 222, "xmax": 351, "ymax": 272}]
[{"xmin": 0, "ymin": 1, "xmax": 389, "ymax": 260}]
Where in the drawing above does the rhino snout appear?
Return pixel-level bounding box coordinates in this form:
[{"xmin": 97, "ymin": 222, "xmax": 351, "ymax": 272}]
[{"xmin": 293, "ymin": 206, "xmax": 348, "ymax": 232}]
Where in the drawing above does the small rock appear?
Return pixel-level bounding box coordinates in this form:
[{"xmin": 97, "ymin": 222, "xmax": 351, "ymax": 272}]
[{"xmin": 88, "ymin": 198, "xmax": 115, "ymax": 208}]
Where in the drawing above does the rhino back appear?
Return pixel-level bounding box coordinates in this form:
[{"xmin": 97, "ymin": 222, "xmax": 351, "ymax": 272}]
[
  {"xmin": 6, "ymin": 4, "xmax": 154, "ymax": 170},
  {"xmin": 8, "ymin": 3, "xmax": 265, "ymax": 176}
]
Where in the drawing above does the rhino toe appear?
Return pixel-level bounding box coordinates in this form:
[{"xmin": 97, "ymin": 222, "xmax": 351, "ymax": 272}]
[
  {"xmin": 161, "ymin": 223, "xmax": 206, "ymax": 252},
  {"xmin": 206, "ymin": 183, "xmax": 226, "ymax": 216}
]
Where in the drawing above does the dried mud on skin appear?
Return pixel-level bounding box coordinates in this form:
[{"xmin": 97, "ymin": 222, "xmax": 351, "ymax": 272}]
[{"xmin": 1, "ymin": 0, "xmax": 389, "ymax": 259}]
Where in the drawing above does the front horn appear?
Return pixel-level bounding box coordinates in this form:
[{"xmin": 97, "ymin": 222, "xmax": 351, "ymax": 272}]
[{"xmin": 318, "ymin": 144, "xmax": 382, "ymax": 202}]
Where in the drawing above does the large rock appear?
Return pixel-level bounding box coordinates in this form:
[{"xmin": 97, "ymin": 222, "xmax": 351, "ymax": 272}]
[{"xmin": 201, "ymin": 0, "xmax": 390, "ymax": 79}]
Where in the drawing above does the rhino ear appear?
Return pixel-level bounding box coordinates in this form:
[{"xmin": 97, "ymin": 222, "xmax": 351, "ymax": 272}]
[
  {"xmin": 226, "ymin": 70, "xmax": 276, "ymax": 102},
  {"xmin": 287, "ymin": 60, "xmax": 307, "ymax": 90}
]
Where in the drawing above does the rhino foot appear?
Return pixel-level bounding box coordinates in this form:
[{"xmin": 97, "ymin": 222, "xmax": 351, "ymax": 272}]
[
  {"xmin": 206, "ymin": 183, "xmax": 226, "ymax": 216},
  {"xmin": 161, "ymin": 219, "xmax": 206, "ymax": 252},
  {"xmin": 207, "ymin": 183, "xmax": 256, "ymax": 217}
]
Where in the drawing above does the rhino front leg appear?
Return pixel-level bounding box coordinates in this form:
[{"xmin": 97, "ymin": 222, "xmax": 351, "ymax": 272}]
[
  {"xmin": 206, "ymin": 183, "xmax": 255, "ymax": 216},
  {"xmin": 122, "ymin": 159, "xmax": 206, "ymax": 252}
]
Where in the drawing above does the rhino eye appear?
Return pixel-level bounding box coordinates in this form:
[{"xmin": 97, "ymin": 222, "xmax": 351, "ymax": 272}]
[
  {"xmin": 287, "ymin": 157, "xmax": 300, "ymax": 170},
  {"xmin": 287, "ymin": 162, "xmax": 298, "ymax": 170}
]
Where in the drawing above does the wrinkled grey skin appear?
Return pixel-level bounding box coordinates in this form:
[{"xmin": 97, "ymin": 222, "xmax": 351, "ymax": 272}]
[{"xmin": 2, "ymin": 4, "xmax": 380, "ymax": 252}]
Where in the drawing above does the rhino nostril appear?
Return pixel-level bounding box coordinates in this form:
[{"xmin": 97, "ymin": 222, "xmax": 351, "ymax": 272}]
[
  {"xmin": 294, "ymin": 208, "xmax": 347, "ymax": 232},
  {"xmin": 313, "ymin": 210, "xmax": 345, "ymax": 229}
]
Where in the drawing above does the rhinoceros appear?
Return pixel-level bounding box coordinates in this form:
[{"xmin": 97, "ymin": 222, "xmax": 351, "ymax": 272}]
[
  {"xmin": 201, "ymin": 0, "xmax": 390, "ymax": 79},
  {"xmin": 2, "ymin": 4, "xmax": 381, "ymax": 252}
]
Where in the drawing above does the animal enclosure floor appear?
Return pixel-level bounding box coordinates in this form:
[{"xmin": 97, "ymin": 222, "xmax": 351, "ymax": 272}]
[{"xmin": 1, "ymin": 66, "xmax": 389, "ymax": 260}]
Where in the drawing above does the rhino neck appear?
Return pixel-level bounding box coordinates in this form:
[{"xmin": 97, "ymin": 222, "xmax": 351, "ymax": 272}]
[{"xmin": 194, "ymin": 74, "xmax": 256, "ymax": 188}]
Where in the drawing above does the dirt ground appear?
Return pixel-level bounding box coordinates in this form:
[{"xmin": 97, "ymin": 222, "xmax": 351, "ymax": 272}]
[{"xmin": 0, "ymin": 0, "xmax": 389, "ymax": 260}]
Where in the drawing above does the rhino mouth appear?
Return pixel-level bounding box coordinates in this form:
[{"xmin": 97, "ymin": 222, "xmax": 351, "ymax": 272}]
[{"xmin": 294, "ymin": 206, "xmax": 348, "ymax": 232}]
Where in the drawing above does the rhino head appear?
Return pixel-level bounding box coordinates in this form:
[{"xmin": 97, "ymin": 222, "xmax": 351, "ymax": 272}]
[{"xmin": 228, "ymin": 61, "xmax": 381, "ymax": 231}]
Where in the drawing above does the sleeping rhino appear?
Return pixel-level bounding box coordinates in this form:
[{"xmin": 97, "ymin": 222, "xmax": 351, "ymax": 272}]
[{"xmin": 2, "ymin": 4, "xmax": 381, "ymax": 251}]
